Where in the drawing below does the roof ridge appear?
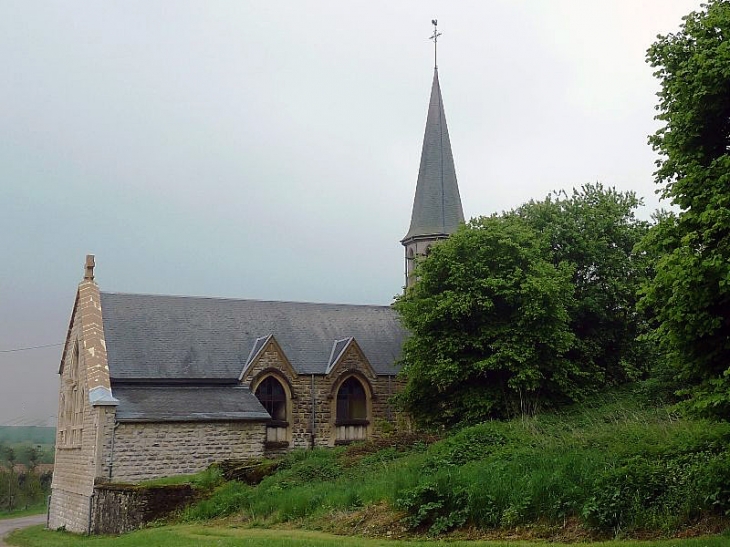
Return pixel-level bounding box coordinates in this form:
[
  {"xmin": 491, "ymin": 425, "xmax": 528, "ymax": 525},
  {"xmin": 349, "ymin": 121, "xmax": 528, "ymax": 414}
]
[{"xmin": 100, "ymin": 291, "xmax": 394, "ymax": 309}]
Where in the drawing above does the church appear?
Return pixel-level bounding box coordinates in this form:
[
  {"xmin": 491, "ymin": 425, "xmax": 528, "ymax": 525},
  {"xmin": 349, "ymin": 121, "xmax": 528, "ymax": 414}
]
[{"xmin": 49, "ymin": 57, "xmax": 464, "ymax": 532}]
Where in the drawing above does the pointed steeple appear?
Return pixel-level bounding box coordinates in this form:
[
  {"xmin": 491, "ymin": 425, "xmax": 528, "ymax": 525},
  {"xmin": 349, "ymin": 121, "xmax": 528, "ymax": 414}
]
[
  {"xmin": 401, "ymin": 63, "xmax": 465, "ymax": 288},
  {"xmin": 403, "ymin": 68, "xmax": 464, "ymax": 243}
]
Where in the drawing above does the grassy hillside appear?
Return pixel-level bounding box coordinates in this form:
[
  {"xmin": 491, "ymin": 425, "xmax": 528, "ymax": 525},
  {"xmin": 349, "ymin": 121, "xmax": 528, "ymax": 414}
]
[{"xmin": 179, "ymin": 388, "xmax": 730, "ymax": 540}]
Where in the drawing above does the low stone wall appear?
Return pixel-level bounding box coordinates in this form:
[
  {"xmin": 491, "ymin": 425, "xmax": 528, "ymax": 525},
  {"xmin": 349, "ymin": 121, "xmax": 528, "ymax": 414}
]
[
  {"xmin": 90, "ymin": 483, "xmax": 197, "ymax": 535},
  {"xmin": 108, "ymin": 421, "xmax": 266, "ymax": 482}
]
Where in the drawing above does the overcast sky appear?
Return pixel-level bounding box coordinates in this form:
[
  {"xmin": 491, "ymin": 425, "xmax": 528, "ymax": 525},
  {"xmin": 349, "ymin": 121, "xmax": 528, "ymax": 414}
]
[{"xmin": 0, "ymin": 0, "xmax": 702, "ymax": 425}]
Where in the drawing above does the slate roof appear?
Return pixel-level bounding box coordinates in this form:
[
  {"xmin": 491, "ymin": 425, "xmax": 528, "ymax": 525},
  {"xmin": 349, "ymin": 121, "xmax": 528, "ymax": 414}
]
[
  {"xmin": 403, "ymin": 68, "xmax": 465, "ymax": 242},
  {"xmin": 112, "ymin": 386, "xmax": 269, "ymax": 422},
  {"xmin": 100, "ymin": 292, "xmax": 406, "ymax": 381}
]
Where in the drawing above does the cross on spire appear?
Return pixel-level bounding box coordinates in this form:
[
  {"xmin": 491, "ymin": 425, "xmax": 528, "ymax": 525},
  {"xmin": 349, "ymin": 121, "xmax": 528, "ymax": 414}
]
[{"xmin": 430, "ymin": 19, "xmax": 441, "ymax": 69}]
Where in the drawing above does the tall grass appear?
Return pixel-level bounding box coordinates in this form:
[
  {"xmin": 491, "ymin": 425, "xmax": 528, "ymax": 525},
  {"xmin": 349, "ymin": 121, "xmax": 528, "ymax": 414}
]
[{"xmin": 182, "ymin": 388, "xmax": 730, "ymax": 537}]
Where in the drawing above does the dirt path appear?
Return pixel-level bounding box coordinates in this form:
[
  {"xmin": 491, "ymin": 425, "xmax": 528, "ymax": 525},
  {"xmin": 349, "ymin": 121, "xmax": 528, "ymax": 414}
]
[{"xmin": 0, "ymin": 514, "xmax": 46, "ymax": 546}]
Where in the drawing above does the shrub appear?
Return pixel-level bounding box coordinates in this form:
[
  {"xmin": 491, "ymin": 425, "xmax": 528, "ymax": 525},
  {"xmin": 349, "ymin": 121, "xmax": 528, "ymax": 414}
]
[{"xmin": 396, "ymin": 480, "xmax": 468, "ymax": 535}]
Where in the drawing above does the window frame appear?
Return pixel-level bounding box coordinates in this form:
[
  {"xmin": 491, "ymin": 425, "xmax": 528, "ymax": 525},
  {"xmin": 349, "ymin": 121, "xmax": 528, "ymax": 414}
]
[{"xmin": 59, "ymin": 341, "xmax": 83, "ymax": 449}]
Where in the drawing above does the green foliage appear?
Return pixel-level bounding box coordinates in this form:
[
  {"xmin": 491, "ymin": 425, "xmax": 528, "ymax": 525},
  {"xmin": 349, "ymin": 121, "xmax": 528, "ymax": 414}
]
[
  {"xmin": 178, "ymin": 390, "xmax": 730, "ymax": 537},
  {"xmin": 4, "ymin": 446, "xmax": 15, "ymax": 466},
  {"xmin": 514, "ymin": 183, "xmax": 652, "ymax": 386},
  {"xmin": 0, "ymin": 469, "xmax": 51, "ymax": 512},
  {"xmin": 141, "ymin": 466, "xmax": 223, "ymax": 491},
  {"xmin": 396, "ymin": 481, "xmax": 468, "ymax": 535},
  {"xmin": 394, "ymin": 215, "xmax": 577, "ymax": 425},
  {"xmin": 395, "ymin": 184, "xmax": 651, "ymax": 427},
  {"xmin": 183, "ymin": 479, "xmax": 251, "ymax": 520},
  {"xmin": 583, "ymin": 448, "xmax": 730, "ymax": 533},
  {"xmin": 183, "ymin": 449, "xmax": 350, "ymax": 521},
  {"xmin": 641, "ymin": 0, "xmax": 730, "ymax": 419},
  {"xmin": 395, "ymin": 393, "xmax": 730, "ymax": 535}
]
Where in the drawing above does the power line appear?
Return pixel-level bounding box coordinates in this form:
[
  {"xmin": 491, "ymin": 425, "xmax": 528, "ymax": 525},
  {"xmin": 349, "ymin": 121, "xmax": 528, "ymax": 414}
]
[{"xmin": 0, "ymin": 343, "xmax": 63, "ymax": 353}]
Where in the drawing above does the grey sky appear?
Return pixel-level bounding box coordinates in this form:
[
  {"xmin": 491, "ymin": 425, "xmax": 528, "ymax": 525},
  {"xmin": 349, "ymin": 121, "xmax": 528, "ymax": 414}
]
[{"xmin": 0, "ymin": 1, "xmax": 701, "ymax": 425}]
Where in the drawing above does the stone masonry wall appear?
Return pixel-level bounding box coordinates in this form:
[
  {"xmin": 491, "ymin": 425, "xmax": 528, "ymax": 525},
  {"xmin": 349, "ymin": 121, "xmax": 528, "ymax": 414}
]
[
  {"xmin": 97, "ymin": 405, "xmax": 118, "ymax": 482},
  {"xmin": 50, "ymin": 280, "xmax": 108, "ymax": 533},
  {"xmin": 108, "ymin": 421, "xmax": 266, "ymax": 482},
  {"xmin": 91, "ymin": 483, "xmax": 197, "ymax": 535},
  {"xmin": 48, "ymin": 487, "xmax": 92, "ymax": 534},
  {"xmin": 245, "ymin": 344, "xmax": 315, "ymax": 451}
]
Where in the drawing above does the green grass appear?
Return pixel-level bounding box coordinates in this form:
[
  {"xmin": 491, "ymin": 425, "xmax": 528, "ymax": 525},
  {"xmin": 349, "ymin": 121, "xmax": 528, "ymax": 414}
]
[
  {"xmin": 8, "ymin": 524, "xmax": 730, "ymax": 547},
  {"xmin": 139, "ymin": 466, "xmax": 223, "ymax": 490},
  {"xmin": 0, "ymin": 504, "xmax": 45, "ymax": 520},
  {"xmin": 180, "ymin": 388, "xmax": 730, "ymax": 538},
  {"xmin": 10, "ymin": 387, "xmax": 728, "ymax": 543}
]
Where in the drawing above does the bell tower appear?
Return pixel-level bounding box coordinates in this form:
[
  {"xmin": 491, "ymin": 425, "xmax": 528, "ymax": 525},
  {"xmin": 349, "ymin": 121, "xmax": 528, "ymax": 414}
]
[{"xmin": 401, "ymin": 20, "xmax": 465, "ymax": 288}]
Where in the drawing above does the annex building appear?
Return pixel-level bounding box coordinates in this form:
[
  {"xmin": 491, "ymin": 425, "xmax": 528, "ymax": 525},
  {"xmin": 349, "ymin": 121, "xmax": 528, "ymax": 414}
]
[{"xmin": 49, "ymin": 62, "xmax": 465, "ymax": 532}]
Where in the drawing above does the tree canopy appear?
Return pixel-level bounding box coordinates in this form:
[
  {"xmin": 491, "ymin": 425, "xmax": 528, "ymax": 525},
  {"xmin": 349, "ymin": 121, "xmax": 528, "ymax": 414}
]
[
  {"xmin": 641, "ymin": 0, "xmax": 730, "ymax": 418},
  {"xmin": 394, "ymin": 215, "xmax": 576, "ymax": 426},
  {"xmin": 514, "ymin": 184, "xmax": 652, "ymax": 387},
  {"xmin": 394, "ymin": 184, "xmax": 650, "ymax": 427}
]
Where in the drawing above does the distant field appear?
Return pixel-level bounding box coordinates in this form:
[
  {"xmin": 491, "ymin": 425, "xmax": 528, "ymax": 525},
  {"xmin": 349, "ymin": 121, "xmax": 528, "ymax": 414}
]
[
  {"xmin": 0, "ymin": 427, "xmax": 55, "ymax": 445},
  {"xmin": 0, "ymin": 427, "xmax": 55, "ymax": 466},
  {"xmin": 8, "ymin": 525, "xmax": 730, "ymax": 547}
]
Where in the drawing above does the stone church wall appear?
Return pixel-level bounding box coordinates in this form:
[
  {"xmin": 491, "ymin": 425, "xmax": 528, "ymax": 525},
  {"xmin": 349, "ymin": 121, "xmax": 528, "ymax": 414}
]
[
  {"xmin": 107, "ymin": 421, "xmax": 266, "ymax": 482},
  {"xmin": 245, "ymin": 342, "xmax": 403, "ymax": 454},
  {"xmin": 49, "ymin": 282, "xmax": 108, "ymax": 533},
  {"xmin": 306, "ymin": 347, "xmax": 402, "ymax": 447}
]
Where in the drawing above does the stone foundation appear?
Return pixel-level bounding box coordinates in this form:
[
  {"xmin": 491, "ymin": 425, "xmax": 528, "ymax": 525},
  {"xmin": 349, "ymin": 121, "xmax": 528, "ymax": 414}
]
[
  {"xmin": 91, "ymin": 483, "xmax": 197, "ymax": 534},
  {"xmin": 48, "ymin": 488, "xmax": 92, "ymax": 534}
]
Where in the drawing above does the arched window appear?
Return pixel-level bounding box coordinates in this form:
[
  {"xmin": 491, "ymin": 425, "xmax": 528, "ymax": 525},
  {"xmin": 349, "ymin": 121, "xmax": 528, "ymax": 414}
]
[
  {"xmin": 255, "ymin": 376, "xmax": 289, "ymax": 445},
  {"xmin": 334, "ymin": 377, "xmax": 369, "ymax": 444},
  {"xmin": 255, "ymin": 376, "xmax": 287, "ymax": 422},
  {"xmin": 336, "ymin": 377, "xmax": 367, "ymax": 422},
  {"xmin": 60, "ymin": 342, "xmax": 83, "ymax": 448}
]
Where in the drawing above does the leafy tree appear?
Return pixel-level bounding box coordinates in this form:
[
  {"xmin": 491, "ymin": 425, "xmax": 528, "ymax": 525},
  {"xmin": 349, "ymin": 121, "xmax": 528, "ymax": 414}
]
[
  {"xmin": 25, "ymin": 446, "xmax": 40, "ymax": 472},
  {"xmin": 513, "ymin": 184, "xmax": 652, "ymax": 386},
  {"xmin": 5, "ymin": 446, "xmax": 16, "ymax": 469},
  {"xmin": 4, "ymin": 447, "xmax": 15, "ymax": 511},
  {"xmin": 642, "ymin": 0, "xmax": 730, "ymax": 418},
  {"xmin": 394, "ymin": 215, "xmax": 577, "ymax": 426}
]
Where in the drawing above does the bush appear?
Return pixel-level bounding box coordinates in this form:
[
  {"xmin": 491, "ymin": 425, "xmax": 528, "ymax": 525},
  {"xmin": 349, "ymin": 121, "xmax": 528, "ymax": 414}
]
[{"xmin": 396, "ymin": 480, "xmax": 468, "ymax": 535}]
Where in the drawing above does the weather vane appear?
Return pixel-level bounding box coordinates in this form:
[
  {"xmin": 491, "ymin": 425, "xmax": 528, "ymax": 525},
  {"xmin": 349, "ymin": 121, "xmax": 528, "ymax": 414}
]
[{"xmin": 430, "ymin": 19, "xmax": 442, "ymax": 69}]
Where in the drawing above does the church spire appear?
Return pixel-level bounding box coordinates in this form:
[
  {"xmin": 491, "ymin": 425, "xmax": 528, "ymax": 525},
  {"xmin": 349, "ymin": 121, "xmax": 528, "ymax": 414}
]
[{"xmin": 401, "ymin": 22, "xmax": 464, "ymax": 287}]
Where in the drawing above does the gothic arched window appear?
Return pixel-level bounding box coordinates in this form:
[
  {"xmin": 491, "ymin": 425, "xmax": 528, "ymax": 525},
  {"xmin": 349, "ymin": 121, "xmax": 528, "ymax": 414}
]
[
  {"xmin": 334, "ymin": 376, "xmax": 369, "ymax": 444},
  {"xmin": 255, "ymin": 376, "xmax": 287, "ymax": 422},
  {"xmin": 336, "ymin": 377, "xmax": 367, "ymax": 423},
  {"xmin": 60, "ymin": 342, "xmax": 83, "ymax": 448},
  {"xmin": 255, "ymin": 375, "xmax": 289, "ymax": 445}
]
